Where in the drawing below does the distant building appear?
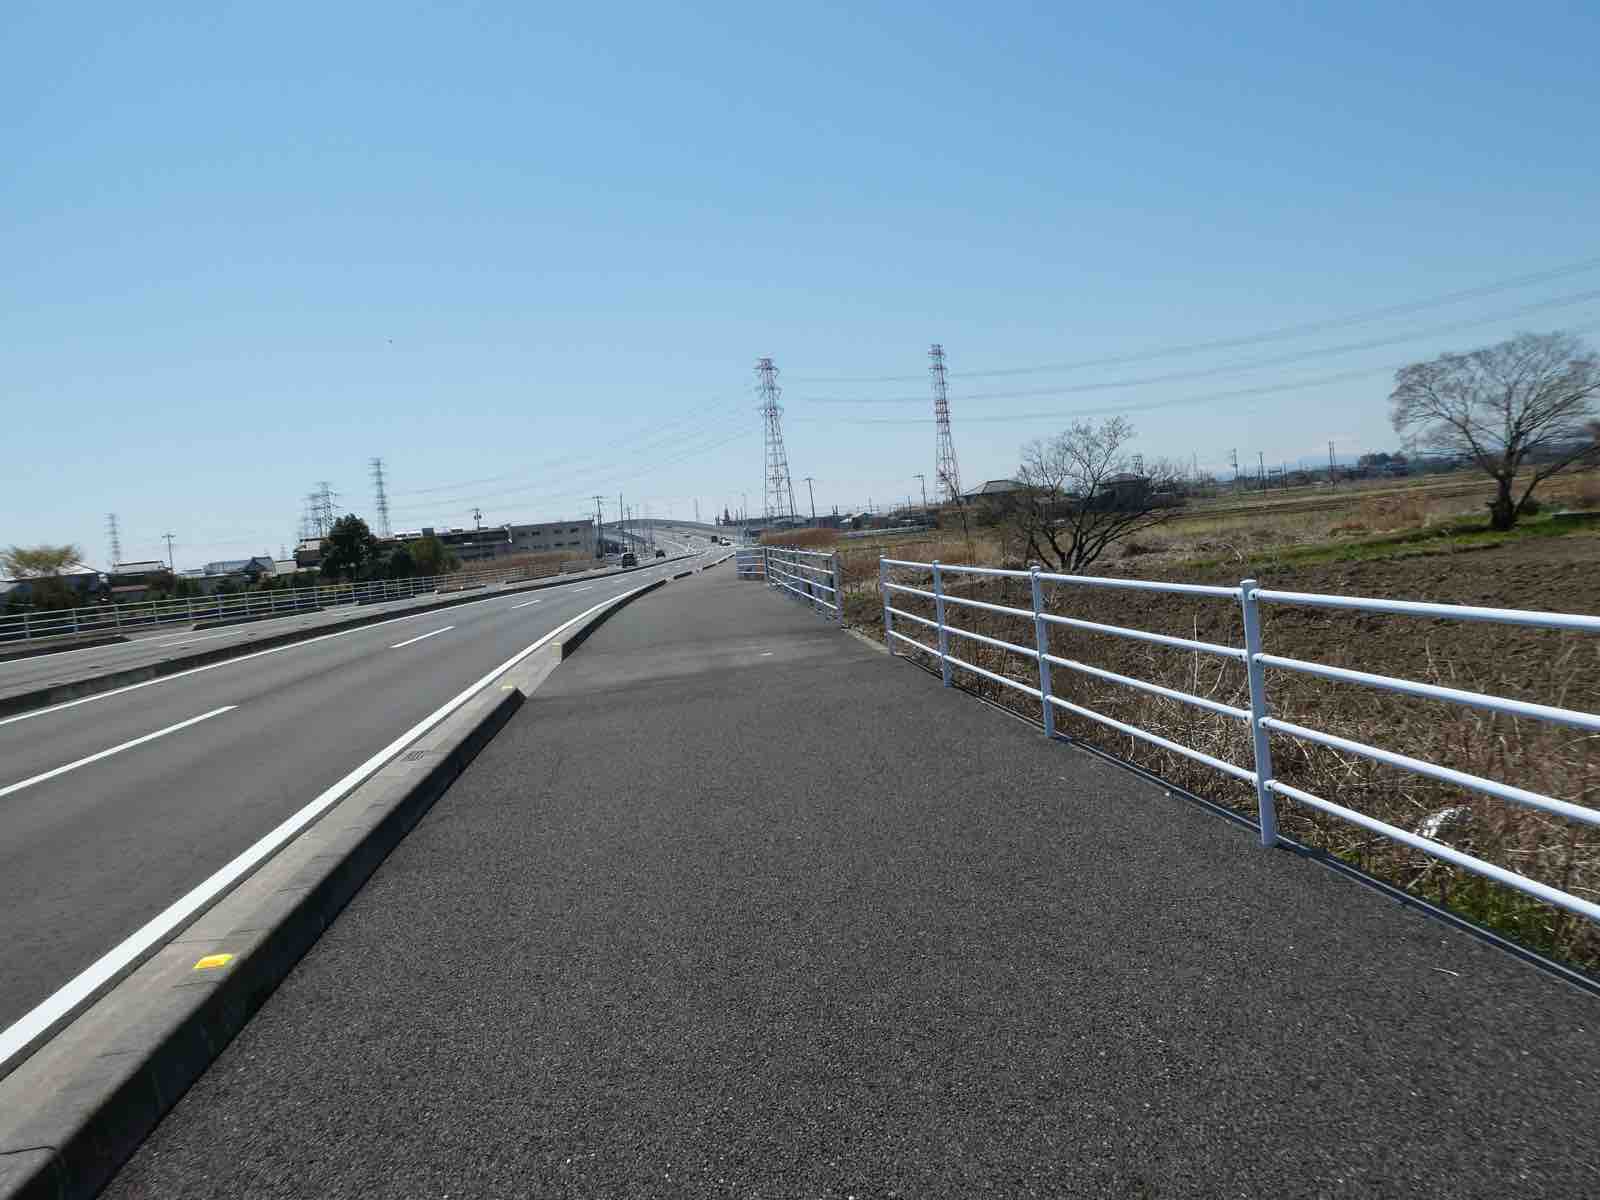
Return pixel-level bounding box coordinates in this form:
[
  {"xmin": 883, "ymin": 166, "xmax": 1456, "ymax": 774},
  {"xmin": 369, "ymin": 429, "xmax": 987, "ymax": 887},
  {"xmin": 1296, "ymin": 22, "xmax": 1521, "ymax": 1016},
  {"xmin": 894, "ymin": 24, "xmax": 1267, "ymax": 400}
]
[
  {"xmin": 398, "ymin": 520, "xmax": 597, "ymax": 563},
  {"xmin": 203, "ymin": 556, "xmax": 275, "ymax": 581},
  {"xmin": 961, "ymin": 479, "xmax": 1025, "ymax": 503}
]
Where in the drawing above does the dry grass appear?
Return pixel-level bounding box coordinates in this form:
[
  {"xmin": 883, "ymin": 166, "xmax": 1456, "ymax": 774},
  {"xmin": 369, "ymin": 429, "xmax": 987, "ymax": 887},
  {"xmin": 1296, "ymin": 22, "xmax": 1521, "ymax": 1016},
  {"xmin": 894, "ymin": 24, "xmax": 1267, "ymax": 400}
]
[{"xmin": 848, "ymin": 558, "xmax": 1600, "ymax": 973}]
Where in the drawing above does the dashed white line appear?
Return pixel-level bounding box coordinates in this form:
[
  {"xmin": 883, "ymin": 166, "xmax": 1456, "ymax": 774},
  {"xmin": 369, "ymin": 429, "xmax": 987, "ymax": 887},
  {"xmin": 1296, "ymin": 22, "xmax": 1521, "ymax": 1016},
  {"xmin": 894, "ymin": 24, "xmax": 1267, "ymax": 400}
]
[
  {"xmin": 0, "ymin": 707, "xmax": 237, "ymax": 799},
  {"xmin": 390, "ymin": 626, "xmax": 454, "ymax": 649},
  {"xmin": 511, "ymin": 599, "xmax": 543, "ymax": 609}
]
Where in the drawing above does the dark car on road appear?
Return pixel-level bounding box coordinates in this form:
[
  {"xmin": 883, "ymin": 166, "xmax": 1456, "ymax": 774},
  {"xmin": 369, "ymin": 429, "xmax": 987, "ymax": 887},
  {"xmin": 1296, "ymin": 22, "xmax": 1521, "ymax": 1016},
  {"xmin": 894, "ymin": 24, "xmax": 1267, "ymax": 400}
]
[{"xmin": 620, "ymin": 551, "xmax": 637, "ymax": 567}]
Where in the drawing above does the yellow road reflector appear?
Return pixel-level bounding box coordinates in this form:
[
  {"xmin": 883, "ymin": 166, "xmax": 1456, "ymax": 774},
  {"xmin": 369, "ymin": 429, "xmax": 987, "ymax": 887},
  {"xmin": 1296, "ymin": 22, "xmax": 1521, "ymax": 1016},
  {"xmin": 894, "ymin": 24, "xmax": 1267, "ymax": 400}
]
[{"xmin": 193, "ymin": 953, "xmax": 234, "ymax": 971}]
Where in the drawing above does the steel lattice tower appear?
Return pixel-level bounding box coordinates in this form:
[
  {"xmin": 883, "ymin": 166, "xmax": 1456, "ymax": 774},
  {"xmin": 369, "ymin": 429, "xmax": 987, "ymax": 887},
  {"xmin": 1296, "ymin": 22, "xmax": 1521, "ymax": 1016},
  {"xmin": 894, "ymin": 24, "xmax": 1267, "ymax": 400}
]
[
  {"xmin": 106, "ymin": 513, "xmax": 123, "ymax": 569},
  {"xmin": 930, "ymin": 344, "xmax": 962, "ymax": 503},
  {"xmin": 756, "ymin": 357, "xmax": 797, "ymax": 521},
  {"xmin": 370, "ymin": 457, "xmax": 392, "ymax": 538}
]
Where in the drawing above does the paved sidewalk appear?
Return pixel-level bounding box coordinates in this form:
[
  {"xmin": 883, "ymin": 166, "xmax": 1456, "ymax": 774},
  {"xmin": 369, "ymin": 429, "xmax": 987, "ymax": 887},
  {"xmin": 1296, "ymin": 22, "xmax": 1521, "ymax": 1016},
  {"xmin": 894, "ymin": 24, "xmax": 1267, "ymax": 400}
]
[{"xmin": 109, "ymin": 570, "xmax": 1600, "ymax": 1198}]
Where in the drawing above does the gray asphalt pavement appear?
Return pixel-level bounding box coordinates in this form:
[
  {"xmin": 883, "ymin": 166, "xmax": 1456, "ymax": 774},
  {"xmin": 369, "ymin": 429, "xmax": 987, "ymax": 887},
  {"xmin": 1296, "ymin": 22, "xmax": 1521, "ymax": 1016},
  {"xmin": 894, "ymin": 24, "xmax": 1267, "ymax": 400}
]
[
  {"xmin": 0, "ymin": 548, "xmax": 715, "ymax": 1037},
  {"xmin": 108, "ymin": 569, "xmax": 1600, "ymax": 1197}
]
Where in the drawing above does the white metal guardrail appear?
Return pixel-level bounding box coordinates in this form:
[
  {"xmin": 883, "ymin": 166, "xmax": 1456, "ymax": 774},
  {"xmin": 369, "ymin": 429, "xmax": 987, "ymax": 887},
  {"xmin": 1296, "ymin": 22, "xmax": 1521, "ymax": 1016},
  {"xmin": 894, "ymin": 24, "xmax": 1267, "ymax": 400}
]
[
  {"xmin": 735, "ymin": 548, "xmax": 766, "ymax": 579},
  {"xmin": 0, "ymin": 553, "xmax": 689, "ymax": 645},
  {"xmin": 747, "ymin": 546, "xmax": 843, "ymax": 624},
  {"xmin": 879, "ymin": 555, "xmax": 1600, "ymax": 925}
]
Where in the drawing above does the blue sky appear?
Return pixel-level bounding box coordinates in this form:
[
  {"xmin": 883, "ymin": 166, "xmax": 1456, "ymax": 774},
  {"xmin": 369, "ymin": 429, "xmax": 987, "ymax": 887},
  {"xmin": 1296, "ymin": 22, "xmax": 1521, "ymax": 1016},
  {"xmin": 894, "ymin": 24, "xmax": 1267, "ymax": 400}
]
[{"xmin": 5, "ymin": 1, "xmax": 1599, "ymax": 568}]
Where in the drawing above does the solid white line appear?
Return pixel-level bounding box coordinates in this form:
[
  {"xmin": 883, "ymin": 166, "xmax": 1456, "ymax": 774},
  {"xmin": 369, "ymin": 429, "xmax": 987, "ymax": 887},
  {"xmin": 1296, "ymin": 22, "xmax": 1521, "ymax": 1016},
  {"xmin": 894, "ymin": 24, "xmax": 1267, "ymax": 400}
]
[
  {"xmin": 0, "ymin": 582, "xmax": 657, "ymax": 1073},
  {"xmin": 511, "ymin": 599, "xmax": 543, "ymax": 609},
  {"xmin": 0, "ymin": 707, "xmax": 237, "ymax": 800},
  {"xmin": 390, "ymin": 626, "xmax": 454, "ymax": 649}
]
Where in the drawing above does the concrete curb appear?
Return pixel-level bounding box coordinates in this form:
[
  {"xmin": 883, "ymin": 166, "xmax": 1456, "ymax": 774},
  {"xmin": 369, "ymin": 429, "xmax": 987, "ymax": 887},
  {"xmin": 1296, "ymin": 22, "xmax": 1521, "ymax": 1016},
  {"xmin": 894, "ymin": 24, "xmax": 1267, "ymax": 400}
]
[
  {"xmin": 0, "ymin": 579, "xmax": 674, "ymax": 1200},
  {"xmin": 0, "ymin": 554, "xmax": 699, "ymax": 722}
]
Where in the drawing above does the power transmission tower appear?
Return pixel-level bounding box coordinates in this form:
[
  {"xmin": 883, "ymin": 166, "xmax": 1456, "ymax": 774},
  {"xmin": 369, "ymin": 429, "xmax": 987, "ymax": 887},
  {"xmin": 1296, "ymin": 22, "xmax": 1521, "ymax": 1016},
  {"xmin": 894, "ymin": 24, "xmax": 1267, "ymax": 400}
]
[
  {"xmin": 930, "ymin": 344, "xmax": 962, "ymax": 504},
  {"xmin": 914, "ymin": 473, "xmax": 928, "ymax": 511},
  {"xmin": 370, "ymin": 457, "xmax": 392, "ymax": 538},
  {"xmin": 106, "ymin": 514, "xmax": 123, "ymax": 570},
  {"xmin": 756, "ymin": 357, "xmax": 797, "ymax": 522},
  {"xmin": 305, "ymin": 482, "xmax": 338, "ymax": 538},
  {"xmin": 1228, "ymin": 448, "xmax": 1239, "ymax": 490},
  {"xmin": 472, "ymin": 506, "xmax": 483, "ymax": 531},
  {"xmin": 162, "ymin": 532, "xmax": 176, "ymax": 571}
]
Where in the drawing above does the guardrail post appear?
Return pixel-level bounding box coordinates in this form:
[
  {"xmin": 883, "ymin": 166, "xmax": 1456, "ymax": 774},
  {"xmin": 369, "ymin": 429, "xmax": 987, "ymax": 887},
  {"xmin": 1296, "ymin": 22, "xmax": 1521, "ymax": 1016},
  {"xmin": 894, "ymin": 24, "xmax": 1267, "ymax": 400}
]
[
  {"xmin": 932, "ymin": 560, "xmax": 952, "ymax": 687},
  {"xmin": 21, "ymin": 611, "xmax": 30, "ymax": 639},
  {"xmin": 1031, "ymin": 565, "xmax": 1055, "ymax": 738},
  {"xmin": 880, "ymin": 558, "xmax": 894, "ymax": 655},
  {"xmin": 1239, "ymin": 578, "xmax": 1279, "ymax": 848},
  {"xmin": 831, "ymin": 551, "xmax": 843, "ymax": 625}
]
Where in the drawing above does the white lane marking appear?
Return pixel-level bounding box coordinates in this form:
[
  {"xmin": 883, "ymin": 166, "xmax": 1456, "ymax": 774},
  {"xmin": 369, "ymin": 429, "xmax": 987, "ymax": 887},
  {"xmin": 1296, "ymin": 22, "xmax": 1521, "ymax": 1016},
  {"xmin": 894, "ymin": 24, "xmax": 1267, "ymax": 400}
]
[
  {"xmin": 155, "ymin": 631, "xmax": 236, "ymax": 648},
  {"xmin": 573, "ymin": 586, "xmax": 594, "ymax": 592},
  {"xmin": 390, "ymin": 626, "xmax": 454, "ymax": 650},
  {"xmin": 0, "ymin": 582, "xmax": 658, "ymax": 1074},
  {"xmin": 0, "ymin": 577, "xmax": 616, "ymax": 730},
  {"xmin": 511, "ymin": 599, "xmax": 543, "ymax": 609},
  {"xmin": 0, "ymin": 707, "xmax": 237, "ymax": 800}
]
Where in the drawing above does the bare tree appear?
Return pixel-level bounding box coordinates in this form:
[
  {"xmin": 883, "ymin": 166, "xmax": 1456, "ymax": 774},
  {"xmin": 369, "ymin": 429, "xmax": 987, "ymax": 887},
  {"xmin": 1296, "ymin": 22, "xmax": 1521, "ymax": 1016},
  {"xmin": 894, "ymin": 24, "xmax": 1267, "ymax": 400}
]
[
  {"xmin": 1390, "ymin": 331, "xmax": 1600, "ymax": 530},
  {"xmin": 1009, "ymin": 417, "xmax": 1183, "ymax": 572}
]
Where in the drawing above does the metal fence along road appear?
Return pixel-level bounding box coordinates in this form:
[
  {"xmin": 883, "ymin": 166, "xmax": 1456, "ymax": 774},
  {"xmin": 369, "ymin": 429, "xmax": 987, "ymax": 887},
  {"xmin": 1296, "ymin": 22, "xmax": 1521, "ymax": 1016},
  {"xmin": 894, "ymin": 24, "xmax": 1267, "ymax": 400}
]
[
  {"xmin": 879, "ymin": 555, "xmax": 1600, "ymax": 925},
  {"xmin": 749, "ymin": 546, "xmax": 843, "ymax": 624},
  {"xmin": 0, "ymin": 558, "xmax": 617, "ymax": 645},
  {"xmin": 734, "ymin": 548, "xmax": 766, "ymax": 580}
]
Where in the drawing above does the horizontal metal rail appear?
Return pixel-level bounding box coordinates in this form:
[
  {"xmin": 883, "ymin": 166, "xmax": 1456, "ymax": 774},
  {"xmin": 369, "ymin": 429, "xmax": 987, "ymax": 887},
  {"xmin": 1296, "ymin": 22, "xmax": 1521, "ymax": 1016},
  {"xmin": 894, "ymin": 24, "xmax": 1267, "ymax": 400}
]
[
  {"xmin": 1254, "ymin": 587, "xmax": 1600, "ymax": 633},
  {"xmin": 942, "ymin": 624, "xmax": 1039, "ymax": 660},
  {"xmin": 880, "ymin": 553, "xmax": 1600, "ymax": 927},
  {"xmin": 763, "ymin": 545, "xmax": 844, "ymax": 624},
  {"xmin": 1039, "ymin": 571, "xmax": 1242, "ymax": 599},
  {"xmin": 1268, "ymin": 779, "xmax": 1600, "ymax": 923},
  {"xmin": 1039, "ymin": 612, "xmax": 1247, "ymax": 661},
  {"xmin": 1256, "ymin": 653, "xmax": 1600, "ymax": 734},
  {"xmin": 944, "ymin": 650, "xmax": 1043, "ymax": 699},
  {"xmin": 1262, "ymin": 716, "xmax": 1600, "ymax": 827},
  {"xmin": 1046, "ymin": 654, "xmax": 1251, "ymax": 722},
  {"xmin": 1047, "ymin": 695, "xmax": 1258, "ymax": 784},
  {"xmin": 885, "ymin": 606, "xmax": 940, "ymax": 630}
]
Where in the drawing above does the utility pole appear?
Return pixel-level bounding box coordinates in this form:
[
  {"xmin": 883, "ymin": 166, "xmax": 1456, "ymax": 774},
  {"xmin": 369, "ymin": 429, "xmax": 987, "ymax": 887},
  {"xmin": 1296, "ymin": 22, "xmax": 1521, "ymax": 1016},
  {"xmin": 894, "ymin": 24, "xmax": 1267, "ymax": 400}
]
[
  {"xmin": 914, "ymin": 473, "xmax": 928, "ymax": 512},
  {"xmin": 106, "ymin": 514, "xmax": 123, "ymax": 570},
  {"xmin": 756, "ymin": 357, "xmax": 798, "ymax": 522},
  {"xmin": 1257, "ymin": 451, "xmax": 1266, "ymax": 493},
  {"xmin": 803, "ymin": 476, "xmax": 817, "ymax": 524},
  {"xmin": 694, "ymin": 498, "xmax": 700, "ymax": 524},
  {"xmin": 593, "ymin": 495, "xmax": 605, "ymax": 558},
  {"xmin": 1328, "ymin": 440, "xmax": 1337, "ymax": 487},
  {"xmin": 930, "ymin": 344, "xmax": 963, "ymax": 503},
  {"xmin": 162, "ymin": 532, "xmax": 176, "ymax": 572},
  {"xmin": 370, "ymin": 458, "xmax": 392, "ymax": 538},
  {"xmin": 1228, "ymin": 448, "xmax": 1239, "ymax": 491}
]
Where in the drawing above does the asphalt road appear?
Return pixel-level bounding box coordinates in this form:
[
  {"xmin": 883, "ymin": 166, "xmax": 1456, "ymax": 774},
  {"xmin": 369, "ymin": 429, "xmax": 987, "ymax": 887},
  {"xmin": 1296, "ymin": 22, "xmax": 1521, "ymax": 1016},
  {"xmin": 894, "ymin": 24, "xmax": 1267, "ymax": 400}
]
[
  {"xmin": 0, "ymin": 536, "xmax": 712, "ymax": 706},
  {"xmin": 108, "ymin": 569, "xmax": 1600, "ymax": 1197},
  {"xmin": 0, "ymin": 546, "xmax": 716, "ymax": 1038}
]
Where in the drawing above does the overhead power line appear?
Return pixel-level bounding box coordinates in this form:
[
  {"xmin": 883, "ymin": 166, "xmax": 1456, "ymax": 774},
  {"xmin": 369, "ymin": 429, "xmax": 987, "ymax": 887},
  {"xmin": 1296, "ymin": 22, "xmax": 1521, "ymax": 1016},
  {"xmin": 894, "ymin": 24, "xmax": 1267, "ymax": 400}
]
[
  {"xmin": 797, "ymin": 315, "xmax": 1600, "ymax": 426},
  {"xmin": 792, "ymin": 288, "xmax": 1600, "ymax": 406},
  {"xmin": 785, "ymin": 252, "xmax": 1600, "ymax": 383}
]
